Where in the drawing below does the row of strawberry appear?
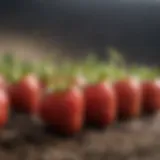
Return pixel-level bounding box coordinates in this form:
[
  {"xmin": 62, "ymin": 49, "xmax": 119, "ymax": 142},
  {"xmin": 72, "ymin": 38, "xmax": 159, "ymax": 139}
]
[{"xmin": 0, "ymin": 52, "xmax": 158, "ymax": 136}]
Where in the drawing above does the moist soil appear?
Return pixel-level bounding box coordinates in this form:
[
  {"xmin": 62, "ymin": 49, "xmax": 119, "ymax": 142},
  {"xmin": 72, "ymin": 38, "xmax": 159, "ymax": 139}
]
[{"xmin": 0, "ymin": 112, "xmax": 160, "ymax": 160}]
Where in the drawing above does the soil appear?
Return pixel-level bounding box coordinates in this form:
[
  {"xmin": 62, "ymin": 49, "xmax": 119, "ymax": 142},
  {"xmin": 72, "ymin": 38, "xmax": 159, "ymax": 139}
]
[{"xmin": 0, "ymin": 112, "xmax": 160, "ymax": 160}]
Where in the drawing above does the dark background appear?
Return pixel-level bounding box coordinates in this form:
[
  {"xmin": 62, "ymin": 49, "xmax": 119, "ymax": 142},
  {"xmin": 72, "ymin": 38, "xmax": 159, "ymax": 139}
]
[{"xmin": 0, "ymin": 0, "xmax": 160, "ymax": 65}]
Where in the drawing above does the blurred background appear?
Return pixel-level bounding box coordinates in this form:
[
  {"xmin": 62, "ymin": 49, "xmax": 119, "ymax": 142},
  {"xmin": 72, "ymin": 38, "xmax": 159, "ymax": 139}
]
[{"xmin": 0, "ymin": 0, "xmax": 160, "ymax": 65}]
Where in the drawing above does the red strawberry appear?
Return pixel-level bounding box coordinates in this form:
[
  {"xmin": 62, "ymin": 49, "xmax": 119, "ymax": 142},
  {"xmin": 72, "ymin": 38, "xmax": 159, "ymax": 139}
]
[
  {"xmin": 142, "ymin": 80, "xmax": 160, "ymax": 113},
  {"xmin": 84, "ymin": 81, "xmax": 116, "ymax": 128},
  {"xmin": 0, "ymin": 89, "xmax": 9, "ymax": 127},
  {"xmin": 8, "ymin": 73, "xmax": 42, "ymax": 114},
  {"xmin": 39, "ymin": 86, "xmax": 85, "ymax": 135},
  {"xmin": 114, "ymin": 77, "xmax": 142, "ymax": 119}
]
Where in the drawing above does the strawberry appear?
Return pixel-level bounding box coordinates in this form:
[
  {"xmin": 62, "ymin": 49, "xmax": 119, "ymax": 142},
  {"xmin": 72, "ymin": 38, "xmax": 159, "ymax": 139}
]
[
  {"xmin": 8, "ymin": 73, "xmax": 42, "ymax": 114},
  {"xmin": 0, "ymin": 89, "xmax": 9, "ymax": 127},
  {"xmin": 142, "ymin": 79, "xmax": 160, "ymax": 113},
  {"xmin": 39, "ymin": 86, "xmax": 85, "ymax": 135},
  {"xmin": 114, "ymin": 77, "xmax": 142, "ymax": 119},
  {"xmin": 84, "ymin": 81, "xmax": 116, "ymax": 128}
]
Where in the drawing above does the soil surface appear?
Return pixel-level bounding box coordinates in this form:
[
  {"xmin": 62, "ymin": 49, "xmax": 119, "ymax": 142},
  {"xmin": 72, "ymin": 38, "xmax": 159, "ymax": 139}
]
[{"xmin": 0, "ymin": 112, "xmax": 160, "ymax": 160}]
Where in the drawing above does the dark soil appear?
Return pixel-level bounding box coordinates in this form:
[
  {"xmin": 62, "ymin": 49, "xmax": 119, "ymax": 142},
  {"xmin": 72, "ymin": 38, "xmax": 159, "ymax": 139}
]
[{"xmin": 0, "ymin": 112, "xmax": 160, "ymax": 160}]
